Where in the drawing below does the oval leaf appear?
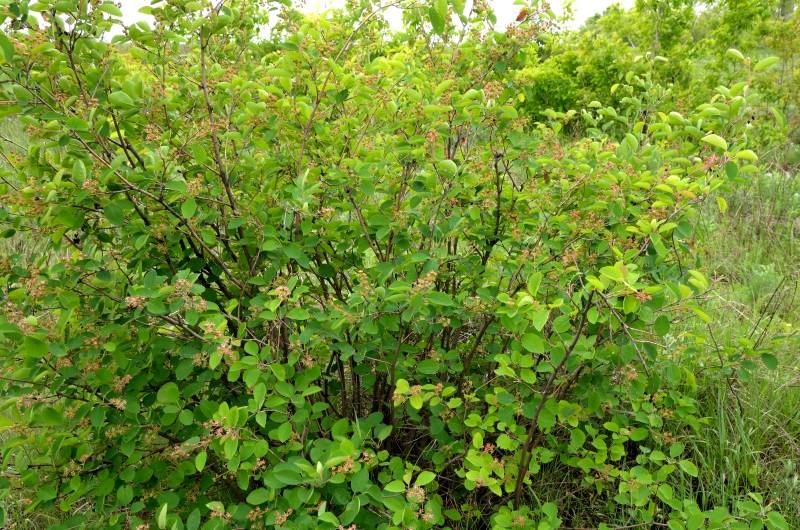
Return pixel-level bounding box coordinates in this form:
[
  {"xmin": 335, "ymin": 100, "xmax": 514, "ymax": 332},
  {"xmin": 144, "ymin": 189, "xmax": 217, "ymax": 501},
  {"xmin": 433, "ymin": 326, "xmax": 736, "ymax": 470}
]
[{"xmin": 701, "ymin": 134, "xmax": 728, "ymax": 151}]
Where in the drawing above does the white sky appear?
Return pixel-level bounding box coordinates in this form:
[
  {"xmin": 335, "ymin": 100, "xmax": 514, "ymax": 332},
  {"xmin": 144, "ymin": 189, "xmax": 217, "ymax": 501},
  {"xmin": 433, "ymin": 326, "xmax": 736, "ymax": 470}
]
[{"xmin": 118, "ymin": 0, "xmax": 634, "ymax": 31}]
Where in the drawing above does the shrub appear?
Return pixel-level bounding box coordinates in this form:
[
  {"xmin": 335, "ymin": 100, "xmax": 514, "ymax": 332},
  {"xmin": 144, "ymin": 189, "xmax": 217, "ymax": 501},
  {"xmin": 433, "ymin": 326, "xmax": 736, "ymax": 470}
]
[{"xmin": 0, "ymin": 1, "xmax": 788, "ymax": 529}]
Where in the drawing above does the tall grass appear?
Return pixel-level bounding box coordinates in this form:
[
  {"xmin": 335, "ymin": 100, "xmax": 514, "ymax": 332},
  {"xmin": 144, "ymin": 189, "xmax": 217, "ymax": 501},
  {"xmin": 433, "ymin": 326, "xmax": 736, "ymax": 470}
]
[
  {"xmin": 679, "ymin": 164, "xmax": 800, "ymax": 525},
  {"xmin": 0, "ymin": 118, "xmax": 50, "ymax": 268},
  {"xmin": 0, "ymin": 121, "xmax": 67, "ymax": 529}
]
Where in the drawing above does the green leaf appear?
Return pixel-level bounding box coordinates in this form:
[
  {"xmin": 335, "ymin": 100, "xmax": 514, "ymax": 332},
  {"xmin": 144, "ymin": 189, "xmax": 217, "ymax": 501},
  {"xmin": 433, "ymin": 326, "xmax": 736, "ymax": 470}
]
[
  {"xmin": 429, "ymin": 291, "xmax": 456, "ymax": 306},
  {"xmin": 630, "ymin": 428, "xmax": 649, "ymax": 441},
  {"xmin": 530, "ymin": 308, "xmax": 549, "ymax": 331},
  {"xmin": 654, "ymin": 315, "xmax": 670, "ymax": 337},
  {"xmin": 657, "ymin": 483, "xmax": 674, "ymax": 502},
  {"xmin": 0, "ymin": 33, "xmax": 14, "ymax": 63},
  {"xmin": 97, "ymin": 2, "xmax": 124, "ymax": 17},
  {"xmin": 669, "ymin": 442, "xmax": 685, "ymax": 458},
  {"xmin": 147, "ymin": 300, "xmax": 167, "ymax": 315},
  {"xmin": 623, "ymin": 295, "xmax": 639, "ymax": 314},
  {"xmin": 72, "ymin": 159, "xmax": 86, "ymax": 180},
  {"xmin": 253, "ymin": 382, "xmax": 266, "ymax": 408},
  {"xmin": 687, "ymin": 270, "xmax": 709, "ymax": 290},
  {"xmin": 569, "ymin": 428, "xmax": 586, "ymax": 449},
  {"xmin": 109, "ymin": 91, "xmax": 135, "ymax": 108},
  {"xmin": 766, "ymin": 511, "xmax": 789, "ymax": 530},
  {"xmin": 678, "ymin": 459, "xmax": 698, "ymax": 477},
  {"xmin": 725, "ymin": 160, "xmax": 739, "ymax": 179},
  {"xmin": 318, "ymin": 511, "xmax": 340, "ymax": 525},
  {"xmin": 417, "ymin": 359, "xmax": 439, "ymax": 374},
  {"xmin": 117, "ymin": 485, "xmax": 133, "ymax": 505},
  {"xmin": 428, "ymin": 0, "xmax": 447, "ymax": 35},
  {"xmin": 182, "ymin": 197, "xmax": 197, "ymax": 218},
  {"xmin": 754, "ymin": 56, "xmax": 779, "ymax": 72},
  {"xmin": 690, "ymin": 305, "xmax": 711, "ymax": 323},
  {"xmin": 195, "ymin": 451, "xmax": 207, "ymax": 472},
  {"xmin": 186, "ymin": 510, "xmax": 201, "ymax": 530},
  {"xmin": 415, "ymin": 471, "xmax": 436, "ymax": 486},
  {"xmin": 435, "ymin": 159, "xmax": 458, "ymax": 177},
  {"xmin": 527, "ymin": 272, "xmax": 543, "ymax": 296},
  {"xmin": 273, "ymin": 421, "xmax": 292, "ymax": 442},
  {"xmin": 261, "ymin": 239, "xmax": 280, "ymax": 251},
  {"xmin": 104, "ymin": 201, "xmax": 126, "ymax": 225},
  {"xmin": 701, "ymin": 134, "xmax": 728, "ymax": 151},
  {"xmin": 157, "ymin": 503, "xmax": 168, "ymax": 529},
  {"xmin": 725, "ymin": 48, "xmax": 745, "ymax": 62},
  {"xmin": 537, "ymin": 400, "xmax": 556, "ymax": 430},
  {"xmin": 287, "ymin": 307, "xmax": 310, "ymax": 320},
  {"xmin": 246, "ymin": 488, "xmax": 271, "ymax": 505},
  {"xmin": 521, "ymin": 332, "xmax": 545, "ymax": 353},
  {"xmin": 395, "ymin": 379, "xmax": 410, "ymax": 394},
  {"xmin": 384, "ymin": 480, "xmax": 406, "ymax": 493},
  {"xmin": 599, "ymin": 265, "xmax": 623, "ymax": 282},
  {"xmin": 23, "ymin": 337, "xmax": 48, "ymax": 358},
  {"xmin": 434, "ymin": 79, "xmax": 454, "ymax": 97},
  {"xmin": 224, "ymin": 437, "xmax": 238, "ymax": 459},
  {"xmin": 66, "ymin": 117, "xmax": 90, "ymax": 131},
  {"xmin": 735, "ymin": 149, "xmax": 758, "ymax": 162},
  {"xmin": 157, "ymin": 382, "xmax": 180, "ymax": 405},
  {"xmin": 36, "ymin": 407, "xmax": 63, "ymax": 425},
  {"xmin": 761, "ymin": 353, "xmax": 778, "ymax": 370},
  {"xmin": 179, "ymin": 409, "xmax": 193, "ymax": 425},
  {"xmin": 284, "ymin": 244, "xmax": 310, "ymax": 267},
  {"xmin": 375, "ymin": 424, "xmax": 392, "ymax": 441}
]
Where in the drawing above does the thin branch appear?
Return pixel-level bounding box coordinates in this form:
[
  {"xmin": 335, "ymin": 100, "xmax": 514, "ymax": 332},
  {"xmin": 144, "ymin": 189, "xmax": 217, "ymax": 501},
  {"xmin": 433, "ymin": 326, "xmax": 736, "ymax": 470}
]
[{"xmin": 513, "ymin": 290, "xmax": 595, "ymax": 508}]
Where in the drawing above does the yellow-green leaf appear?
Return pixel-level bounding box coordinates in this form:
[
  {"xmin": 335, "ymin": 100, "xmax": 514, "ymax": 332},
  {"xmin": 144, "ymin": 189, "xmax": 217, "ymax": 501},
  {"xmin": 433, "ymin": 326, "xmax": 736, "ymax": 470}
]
[
  {"xmin": 195, "ymin": 451, "xmax": 207, "ymax": 472},
  {"xmin": 735, "ymin": 149, "xmax": 758, "ymax": 162},
  {"xmin": 754, "ymin": 56, "xmax": 779, "ymax": 72},
  {"xmin": 157, "ymin": 503, "xmax": 168, "ymax": 529},
  {"xmin": 678, "ymin": 459, "xmax": 698, "ymax": 477},
  {"xmin": 415, "ymin": 471, "xmax": 436, "ymax": 486},
  {"xmin": 701, "ymin": 134, "xmax": 728, "ymax": 151}
]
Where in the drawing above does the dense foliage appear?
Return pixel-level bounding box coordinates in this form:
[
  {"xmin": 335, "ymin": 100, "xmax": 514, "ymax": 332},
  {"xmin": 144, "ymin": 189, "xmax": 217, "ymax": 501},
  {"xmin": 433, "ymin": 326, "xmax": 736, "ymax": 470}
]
[{"xmin": 0, "ymin": 1, "xmax": 794, "ymax": 529}]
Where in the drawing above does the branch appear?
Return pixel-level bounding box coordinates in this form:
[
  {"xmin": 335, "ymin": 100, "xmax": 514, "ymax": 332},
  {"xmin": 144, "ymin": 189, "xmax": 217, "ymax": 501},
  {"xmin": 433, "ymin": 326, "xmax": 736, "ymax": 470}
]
[
  {"xmin": 512, "ymin": 290, "xmax": 595, "ymax": 508},
  {"xmin": 199, "ymin": 27, "xmax": 254, "ymax": 271},
  {"xmin": 594, "ymin": 290, "xmax": 651, "ymax": 376}
]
